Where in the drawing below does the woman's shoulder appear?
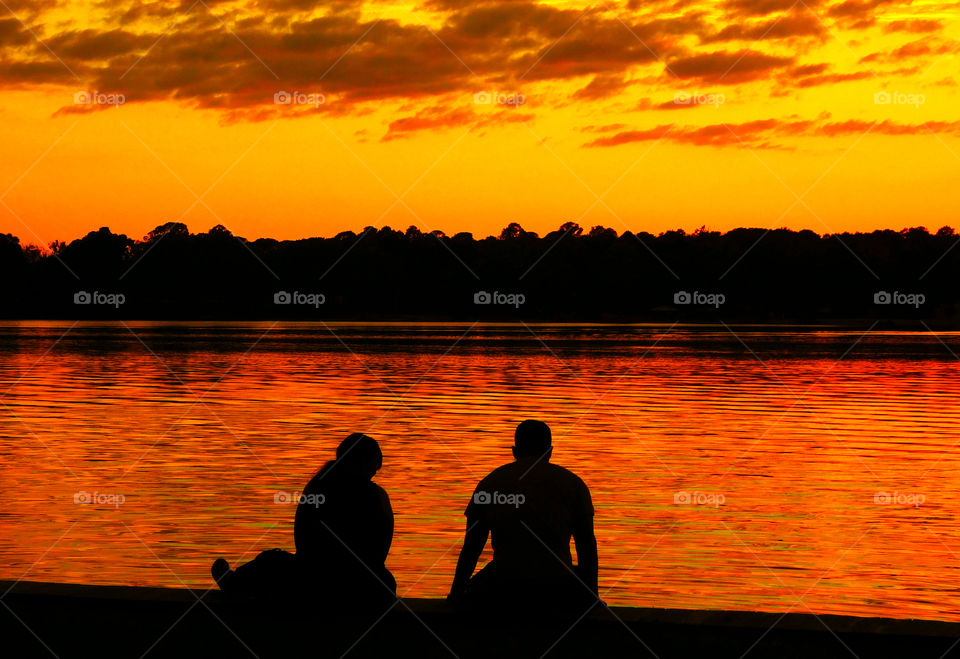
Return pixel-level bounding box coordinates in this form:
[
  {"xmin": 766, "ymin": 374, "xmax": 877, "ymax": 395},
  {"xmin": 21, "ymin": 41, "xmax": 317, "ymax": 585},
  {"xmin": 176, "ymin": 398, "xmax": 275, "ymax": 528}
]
[{"xmin": 369, "ymin": 481, "xmax": 392, "ymax": 508}]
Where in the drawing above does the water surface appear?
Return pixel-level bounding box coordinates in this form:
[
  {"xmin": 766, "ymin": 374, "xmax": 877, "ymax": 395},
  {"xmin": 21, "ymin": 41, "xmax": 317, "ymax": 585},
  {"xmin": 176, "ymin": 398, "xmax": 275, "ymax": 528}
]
[{"xmin": 2, "ymin": 322, "xmax": 959, "ymax": 621}]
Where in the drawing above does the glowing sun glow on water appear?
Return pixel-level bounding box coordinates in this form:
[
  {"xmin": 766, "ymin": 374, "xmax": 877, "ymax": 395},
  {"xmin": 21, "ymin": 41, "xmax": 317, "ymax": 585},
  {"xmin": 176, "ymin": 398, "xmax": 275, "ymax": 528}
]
[{"xmin": 2, "ymin": 322, "xmax": 960, "ymax": 621}]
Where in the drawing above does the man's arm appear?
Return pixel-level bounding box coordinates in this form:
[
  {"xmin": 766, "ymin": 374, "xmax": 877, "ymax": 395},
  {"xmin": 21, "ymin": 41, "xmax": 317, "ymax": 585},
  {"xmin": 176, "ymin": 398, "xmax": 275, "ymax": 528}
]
[
  {"xmin": 573, "ymin": 519, "xmax": 598, "ymax": 594},
  {"xmin": 572, "ymin": 478, "xmax": 598, "ymax": 595},
  {"xmin": 448, "ymin": 517, "xmax": 489, "ymax": 599},
  {"xmin": 573, "ymin": 476, "xmax": 599, "ymax": 597}
]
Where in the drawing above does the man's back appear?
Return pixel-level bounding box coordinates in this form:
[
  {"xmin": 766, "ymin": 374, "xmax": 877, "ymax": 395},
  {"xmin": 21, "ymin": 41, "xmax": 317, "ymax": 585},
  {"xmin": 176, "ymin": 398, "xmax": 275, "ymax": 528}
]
[{"xmin": 466, "ymin": 458, "xmax": 593, "ymax": 582}]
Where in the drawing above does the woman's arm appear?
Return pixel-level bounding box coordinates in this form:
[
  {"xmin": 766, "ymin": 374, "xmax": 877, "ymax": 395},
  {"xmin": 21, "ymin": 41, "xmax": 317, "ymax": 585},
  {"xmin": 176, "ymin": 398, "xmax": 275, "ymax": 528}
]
[{"xmin": 379, "ymin": 486, "xmax": 394, "ymax": 562}]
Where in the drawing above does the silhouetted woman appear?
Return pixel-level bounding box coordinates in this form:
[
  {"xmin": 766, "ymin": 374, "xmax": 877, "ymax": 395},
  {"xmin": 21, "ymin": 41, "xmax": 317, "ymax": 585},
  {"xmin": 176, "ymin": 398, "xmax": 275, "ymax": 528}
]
[{"xmin": 212, "ymin": 433, "xmax": 396, "ymax": 608}]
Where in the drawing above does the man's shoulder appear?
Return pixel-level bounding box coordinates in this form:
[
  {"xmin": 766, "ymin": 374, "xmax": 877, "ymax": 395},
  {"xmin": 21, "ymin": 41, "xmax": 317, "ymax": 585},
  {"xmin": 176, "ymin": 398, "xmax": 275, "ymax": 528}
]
[
  {"xmin": 478, "ymin": 462, "xmax": 521, "ymax": 486},
  {"xmin": 481, "ymin": 460, "xmax": 589, "ymax": 489},
  {"xmin": 544, "ymin": 462, "xmax": 590, "ymax": 489}
]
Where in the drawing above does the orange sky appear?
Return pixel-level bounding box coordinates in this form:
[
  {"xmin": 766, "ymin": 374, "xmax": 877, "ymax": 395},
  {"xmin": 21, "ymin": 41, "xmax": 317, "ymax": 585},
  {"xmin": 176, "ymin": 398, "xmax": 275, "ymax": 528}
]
[{"xmin": 0, "ymin": 0, "xmax": 958, "ymax": 244}]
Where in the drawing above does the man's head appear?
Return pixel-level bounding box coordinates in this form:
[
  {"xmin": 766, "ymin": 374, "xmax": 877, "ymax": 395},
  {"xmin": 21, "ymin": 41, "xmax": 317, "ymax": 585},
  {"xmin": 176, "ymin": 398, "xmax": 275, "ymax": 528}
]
[{"xmin": 512, "ymin": 420, "xmax": 552, "ymax": 461}]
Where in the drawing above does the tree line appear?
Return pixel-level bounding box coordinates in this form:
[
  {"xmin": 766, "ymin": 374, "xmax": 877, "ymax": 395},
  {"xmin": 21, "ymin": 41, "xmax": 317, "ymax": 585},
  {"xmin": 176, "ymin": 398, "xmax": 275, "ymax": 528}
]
[{"xmin": 0, "ymin": 221, "xmax": 957, "ymax": 323}]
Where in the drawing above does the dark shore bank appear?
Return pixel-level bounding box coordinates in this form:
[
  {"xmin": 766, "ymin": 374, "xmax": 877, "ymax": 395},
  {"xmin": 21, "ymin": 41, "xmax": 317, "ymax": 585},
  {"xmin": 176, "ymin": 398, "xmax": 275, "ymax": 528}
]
[{"xmin": 2, "ymin": 580, "xmax": 957, "ymax": 658}]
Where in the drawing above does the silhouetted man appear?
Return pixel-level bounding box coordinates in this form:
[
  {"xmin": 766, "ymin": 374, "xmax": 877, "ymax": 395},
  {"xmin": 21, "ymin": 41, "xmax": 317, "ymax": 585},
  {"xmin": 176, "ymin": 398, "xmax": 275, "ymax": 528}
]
[{"xmin": 448, "ymin": 420, "xmax": 598, "ymax": 610}]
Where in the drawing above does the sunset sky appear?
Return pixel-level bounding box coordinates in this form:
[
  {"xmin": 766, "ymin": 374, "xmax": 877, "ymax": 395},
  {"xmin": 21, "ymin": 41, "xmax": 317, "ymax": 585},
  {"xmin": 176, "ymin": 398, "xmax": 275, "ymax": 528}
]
[{"xmin": 0, "ymin": 0, "xmax": 958, "ymax": 244}]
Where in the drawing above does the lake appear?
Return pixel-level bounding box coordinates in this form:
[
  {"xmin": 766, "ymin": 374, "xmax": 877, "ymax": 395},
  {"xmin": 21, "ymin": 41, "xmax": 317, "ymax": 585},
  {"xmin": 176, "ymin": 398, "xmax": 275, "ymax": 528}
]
[{"xmin": 2, "ymin": 321, "xmax": 959, "ymax": 621}]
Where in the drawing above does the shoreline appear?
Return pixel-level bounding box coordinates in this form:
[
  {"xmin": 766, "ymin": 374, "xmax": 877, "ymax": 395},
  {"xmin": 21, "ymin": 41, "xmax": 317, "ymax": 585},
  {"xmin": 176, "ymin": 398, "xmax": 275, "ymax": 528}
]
[
  {"xmin": 0, "ymin": 319, "xmax": 947, "ymax": 328},
  {"xmin": 3, "ymin": 580, "xmax": 958, "ymax": 658}
]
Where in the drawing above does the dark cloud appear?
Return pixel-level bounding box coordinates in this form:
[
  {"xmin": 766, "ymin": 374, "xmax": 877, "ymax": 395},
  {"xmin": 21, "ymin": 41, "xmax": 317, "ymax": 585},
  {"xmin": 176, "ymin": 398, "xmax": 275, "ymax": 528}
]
[
  {"xmin": 882, "ymin": 18, "xmax": 943, "ymax": 33},
  {"xmin": 826, "ymin": 0, "xmax": 911, "ymax": 28},
  {"xmin": 701, "ymin": 12, "xmax": 825, "ymax": 42},
  {"xmin": 45, "ymin": 29, "xmax": 157, "ymax": 60},
  {"xmin": 1, "ymin": 0, "xmax": 61, "ymax": 17},
  {"xmin": 443, "ymin": 2, "xmax": 585, "ymax": 41},
  {"xmin": 572, "ymin": 74, "xmax": 630, "ymax": 100},
  {"xmin": 0, "ymin": 0, "xmax": 946, "ymax": 131},
  {"xmin": 0, "ymin": 59, "xmax": 74, "ymax": 84},
  {"xmin": 16, "ymin": 1, "xmax": 706, "ymax": 115},
  {"xmin": 0, "ymin": 18, "xmax": 31, "ymax": 47},
  {"xmin": 667, "ymin": 49, "xmax": 794, "ymax": 83},
  {"xmin": 722, "ymin": 0, "xmax": 826, "ymax": 16}
]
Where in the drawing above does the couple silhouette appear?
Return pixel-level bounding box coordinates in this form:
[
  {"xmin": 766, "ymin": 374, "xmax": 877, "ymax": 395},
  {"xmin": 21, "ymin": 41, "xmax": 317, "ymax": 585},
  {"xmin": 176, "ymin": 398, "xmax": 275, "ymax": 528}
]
[{"xmin": 211, "ymin": 420, "xmax": 599, "ymax": 612}]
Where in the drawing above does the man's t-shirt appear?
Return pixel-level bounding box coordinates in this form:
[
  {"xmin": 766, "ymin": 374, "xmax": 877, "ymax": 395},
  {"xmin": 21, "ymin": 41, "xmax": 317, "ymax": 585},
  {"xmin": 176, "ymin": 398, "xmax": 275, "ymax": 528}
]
[{"xmin": 464, "ymin": 458, "xmax": 593, "ymax": 582}]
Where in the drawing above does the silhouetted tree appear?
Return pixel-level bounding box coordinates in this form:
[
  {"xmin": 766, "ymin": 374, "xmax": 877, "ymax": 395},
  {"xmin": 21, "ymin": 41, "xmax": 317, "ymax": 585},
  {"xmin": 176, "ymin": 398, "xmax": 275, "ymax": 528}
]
[{"xmin": 2, "ymin": 222, "xmax": 960, "ymax": 323}]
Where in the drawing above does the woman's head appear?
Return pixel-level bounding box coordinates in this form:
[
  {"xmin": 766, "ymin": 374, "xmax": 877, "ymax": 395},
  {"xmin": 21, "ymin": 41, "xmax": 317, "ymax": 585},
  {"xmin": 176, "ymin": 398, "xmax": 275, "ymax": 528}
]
[{"xmin": 334, "ymin": 433, "xmax": 382, "ymax": 480}]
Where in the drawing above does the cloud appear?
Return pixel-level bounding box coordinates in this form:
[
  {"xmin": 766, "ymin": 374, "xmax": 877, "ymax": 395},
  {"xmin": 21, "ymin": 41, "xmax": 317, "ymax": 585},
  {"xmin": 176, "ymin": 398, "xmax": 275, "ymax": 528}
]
[
  {"xmin": 882, "ymin": 18, "xmax": 944, "ymax": 34},
  {"xmin": 860, "ymin": 38, "xmax": 955, "ymax": 64},
  {"xmin": 0, "ymin": 18, "xmax": 32, "ymax": 47},
  {"xmin": 20, "ymin": 3, "xmax": 698, "ymax": 114},
  {"xmin": 790, "ymin": 63, "xmax": 829, "ymax": 76},
  {"xmin": 382, "ymin": 102, "xmax": 532, "ymax": 140},
  {"xmin": 583, "ymin": 116, "xmax": 960, "ymax": 149},
  {"xmin": 0, "ymin": 0, "xmax": 950, "ymax": 135},
  {"xmin": 826, "ymin": 0, "xmax": 912, "ymax": 28},
  {"xmin": 579, "ymin": 122, "xmax": 629, "ymax": 133},
  {"xmin": 792, "ymin": 70, "xmax": 873, "ymax": 87},
  {"xmin": 1, "ymin": 0, "xmax": 61, "ymax": 17},
  {"xmin": 572, "ymin": 74, "xmax": 631, "ymax": 100},
  {"xmin": 819, "ymin": 120, "xmax": 960, "ymax": 137},
  {"xmin": 722, "ymin": 0, "xmax": 826, "ymax": 16},
  {"xmin": 701, "ymin": 12, "xmax": 826, "ymax": 42},
  {"xmin": 666, "ymin": 49, "xmax": 794, "ymax": 83},
  {"xmin": 383, "ymin": 105, "xmax": 478, "ymax": 140},
  {"xmin": 45, "ymin": 29, "xmax": 157, "ymax": 60},
  {"xmin": 582, "ymin": 124, "xmax": 676, "ymax": 147},
  {"xmin": 0, "ymin": 60, "xmax": 75, "ymax": 84}
]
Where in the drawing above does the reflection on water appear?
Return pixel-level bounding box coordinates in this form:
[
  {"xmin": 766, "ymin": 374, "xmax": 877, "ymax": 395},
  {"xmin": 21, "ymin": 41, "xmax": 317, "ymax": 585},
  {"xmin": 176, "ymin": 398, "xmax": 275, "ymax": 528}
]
[{"xmin": 2, "ymin": 321, "xmax": 960, "ymax": 621}]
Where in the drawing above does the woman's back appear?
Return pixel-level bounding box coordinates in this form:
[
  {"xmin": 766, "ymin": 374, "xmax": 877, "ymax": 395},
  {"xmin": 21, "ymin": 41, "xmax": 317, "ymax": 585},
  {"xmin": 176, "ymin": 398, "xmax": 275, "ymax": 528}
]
[{"xmin": 294, "ymin": 468, "xmax": 393, "ymax": 575}]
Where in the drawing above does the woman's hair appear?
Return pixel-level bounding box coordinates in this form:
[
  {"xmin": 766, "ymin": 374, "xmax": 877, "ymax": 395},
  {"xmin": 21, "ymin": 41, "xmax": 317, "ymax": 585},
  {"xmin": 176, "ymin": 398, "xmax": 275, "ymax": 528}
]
[
  {"xmin": 336, "ymin": 433, "xmax": 383, "ymax": 473},
  {"xmin": 315, "ymin": 433, "xmax": 382, "ymax": 481}
]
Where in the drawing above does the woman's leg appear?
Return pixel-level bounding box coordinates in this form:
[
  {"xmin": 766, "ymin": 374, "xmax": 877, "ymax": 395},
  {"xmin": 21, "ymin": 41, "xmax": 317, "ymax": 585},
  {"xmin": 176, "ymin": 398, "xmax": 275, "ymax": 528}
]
[{"xmin": 213, "ymin": 548, "xmax": 297, "ymax": 598}]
